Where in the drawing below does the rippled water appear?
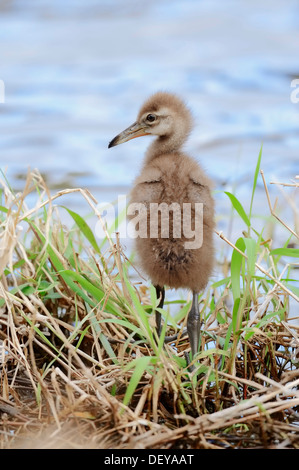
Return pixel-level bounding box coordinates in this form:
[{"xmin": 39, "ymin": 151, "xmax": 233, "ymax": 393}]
[{"xmin": 0, "ymin": 0, "xmax": 298, "ymax": 245}]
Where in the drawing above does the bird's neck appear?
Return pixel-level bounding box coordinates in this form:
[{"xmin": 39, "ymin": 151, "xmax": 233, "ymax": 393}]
[{"xmin": 145, "ymin": 133, "xmax": 185, "ymax": 163}]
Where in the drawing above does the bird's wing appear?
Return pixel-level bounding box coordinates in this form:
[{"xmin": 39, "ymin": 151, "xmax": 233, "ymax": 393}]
[
  {"xmin": 188, "ymin": 171, "xmax": 215, "ymax": 225},
  {"xmin": 134, "ymin": 166, "xmax": 162, "ymax": 185},
  {"xmin": 128, "ymin": 167, "xmax": 163, "ymax": 214}
]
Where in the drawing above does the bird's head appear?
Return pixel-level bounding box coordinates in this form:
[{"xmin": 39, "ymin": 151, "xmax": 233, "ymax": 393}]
[{"xmin": 108, "ymin": 92, "xmax": 193, "ymax": 149}]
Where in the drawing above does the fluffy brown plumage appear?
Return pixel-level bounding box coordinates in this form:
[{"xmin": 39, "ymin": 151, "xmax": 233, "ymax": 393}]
[{"xmin": 108, "ymin": 92, "xmax": 215, "ymax": 360}]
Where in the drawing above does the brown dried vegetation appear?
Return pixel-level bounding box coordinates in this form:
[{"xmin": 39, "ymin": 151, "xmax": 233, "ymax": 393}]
[{"xmin": 0, "ymin": 168, "xmax": 298, "ymax": 449}]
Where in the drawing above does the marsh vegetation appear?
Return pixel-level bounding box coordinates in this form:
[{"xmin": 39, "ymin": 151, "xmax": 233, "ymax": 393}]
[{"xmin": 0, "ymin": 152, "xmax": 298, "ymax": 449}]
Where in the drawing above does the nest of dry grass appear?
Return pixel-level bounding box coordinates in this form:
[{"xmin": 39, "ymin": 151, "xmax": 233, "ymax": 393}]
[{"xmin": 0, "ymin": 167, "xmax": 298, "ymax": 449}]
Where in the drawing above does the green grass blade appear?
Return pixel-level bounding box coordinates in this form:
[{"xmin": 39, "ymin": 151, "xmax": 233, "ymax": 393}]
[
  {"xmin": 232, "ymin": 297, "xmax": 241, "ymax": 334},
  {"xmin": 0, "ymin": 205, "xmax": 8, "ymax": 213},
  {"xmin": 122, "ymin": 356, "xmax": 153, "ymax": 406},
  {"xmin": 88, "ymin": 309, "xmax": 118, "ymax": 363},
  {"xmin": 244, "ymin": 238, "xmax": 257, "ymax": 277},
  {"xmin": 221, "ymin": 322, "xmax": 233, "ymax": 369},
  {"xmin": 225, "ymin": 192, "xmax": 251, "ymax": 228},
  {"xmin": 21, "ymin": 312, "xmax": 61, "ymax": 353},
  {"xmin": 249, "ymin": 144, "xmax": 263, "ymax": 220},
  {"xmin": 61, "ymin": 270, "xmax": 114, "ymax": 309},
  {"xmin": 27, "ymin": 219, "xmax": 120, "ymax": 313},
  {"xmin": 123, "ymin": 266, "xmax": 155, "ymax": 346},
  {"xmin": 61, "ymin": 206, "xmax": 101, "ymax": 254},
  {"xmin": 98, "ymin": 317, "xmax": 142, "ymax": 336},
  {"xmin": 270, "ymin": 248, "xmax": 299, "ymax": 258},
  {"xmin": 231, "ymin": 237, "xmax": 246, "ymax": 301}
]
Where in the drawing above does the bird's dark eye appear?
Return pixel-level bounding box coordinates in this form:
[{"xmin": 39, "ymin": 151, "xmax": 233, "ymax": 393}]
[{"xmin": 146, "ymin": 114, "xmax": 156, "ymax": 122}]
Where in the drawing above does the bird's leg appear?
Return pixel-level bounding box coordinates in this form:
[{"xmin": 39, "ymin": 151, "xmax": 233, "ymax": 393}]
[
  {"xmin": 187, "ymin": 292, "xmax": 202, "ymax": 360},
  {"xmin": 154, "ymin": 285, "xmax": 165, "ymax": 336}
]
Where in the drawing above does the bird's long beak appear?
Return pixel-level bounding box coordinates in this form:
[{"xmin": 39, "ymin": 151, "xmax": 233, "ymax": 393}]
[{"xmin": 108, "ymin": 122, "xmax": 149, "ymax": 148}]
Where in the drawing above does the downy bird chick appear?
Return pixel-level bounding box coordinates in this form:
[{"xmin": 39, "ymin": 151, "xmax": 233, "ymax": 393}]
[{"xmin": 109, "ymin": 92, "xmax": 214, "ymax": 361}]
